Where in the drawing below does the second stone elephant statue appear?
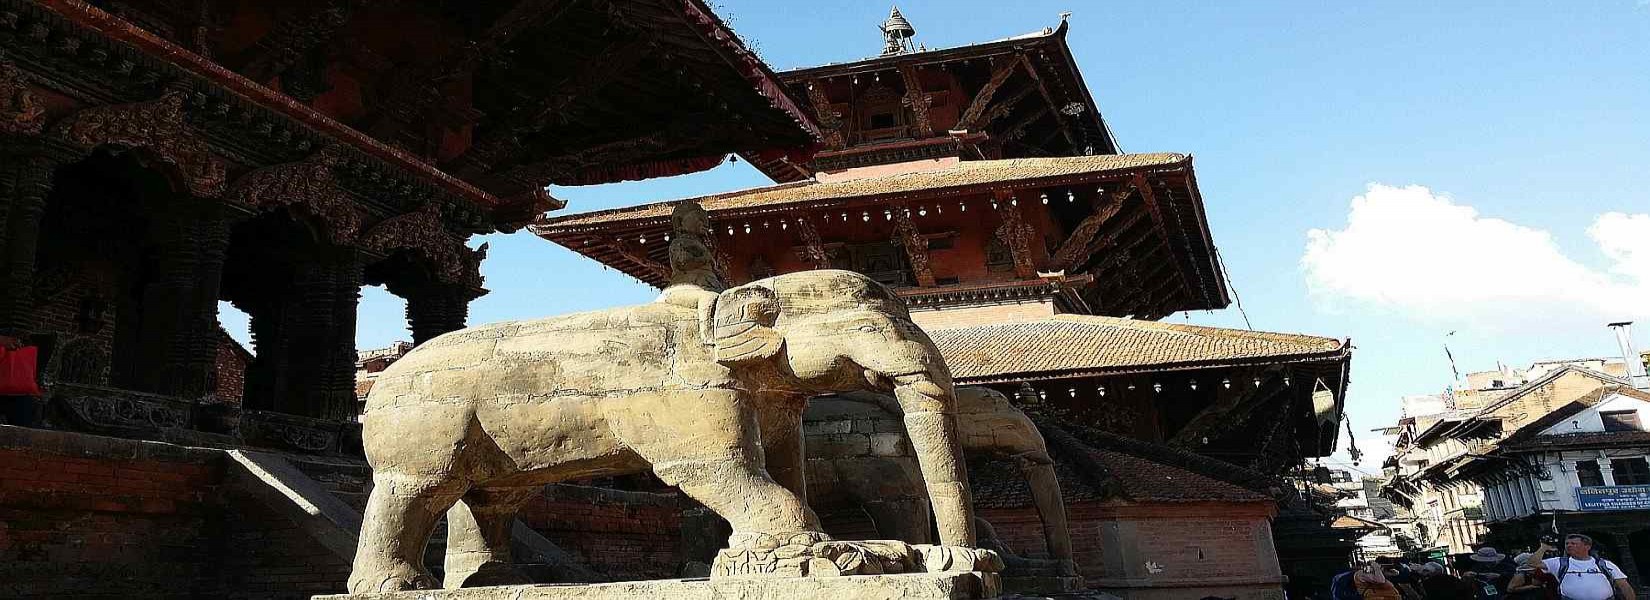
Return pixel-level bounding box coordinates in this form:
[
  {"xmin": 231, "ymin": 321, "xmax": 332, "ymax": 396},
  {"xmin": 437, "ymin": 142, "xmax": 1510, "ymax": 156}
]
[
  {"xmin": 803, "ymin": 387, "xmax": 1075, "ymax": 575},
  {"xmin": 348, "ymin": 270, "xmax": 993, "ymax": 593}
]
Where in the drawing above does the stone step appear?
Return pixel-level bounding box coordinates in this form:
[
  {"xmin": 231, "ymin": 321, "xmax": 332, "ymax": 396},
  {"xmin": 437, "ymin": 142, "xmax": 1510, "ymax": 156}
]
[{"xmin": 316, "ymin": 572, "xmax": 1002, "ymax": 600}]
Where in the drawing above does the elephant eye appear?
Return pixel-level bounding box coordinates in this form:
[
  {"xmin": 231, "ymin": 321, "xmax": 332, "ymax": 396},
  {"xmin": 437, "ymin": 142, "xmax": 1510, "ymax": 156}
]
[{"xmin": 855, "ymin": 324, "xmax": 880, "ymax": 333}]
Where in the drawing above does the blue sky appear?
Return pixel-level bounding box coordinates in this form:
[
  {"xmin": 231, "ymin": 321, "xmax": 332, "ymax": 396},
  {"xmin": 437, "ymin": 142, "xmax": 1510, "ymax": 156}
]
[{"xmin": 224, "ymin": 1, "xmax": 1650, "ymax": 471}]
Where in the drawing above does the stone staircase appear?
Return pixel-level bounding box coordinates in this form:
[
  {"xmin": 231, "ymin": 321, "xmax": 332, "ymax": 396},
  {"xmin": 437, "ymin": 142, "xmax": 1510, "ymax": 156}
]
[{"xmin": 225, "ymin": 449, "xmax": 602, "ymax": 587}]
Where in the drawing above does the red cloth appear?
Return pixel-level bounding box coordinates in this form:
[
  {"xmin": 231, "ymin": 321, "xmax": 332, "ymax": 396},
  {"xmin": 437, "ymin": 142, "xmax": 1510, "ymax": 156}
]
[{"xmin": 0, "ymin": 346, "xmax": 42, "ymax": 396}]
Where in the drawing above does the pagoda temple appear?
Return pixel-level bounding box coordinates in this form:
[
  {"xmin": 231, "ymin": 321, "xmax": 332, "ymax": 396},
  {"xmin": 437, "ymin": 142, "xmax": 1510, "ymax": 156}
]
[
  {"xmin": 536, "ymin": 10, "xmax": 1355, "ymax": 597},
  {"xmin": 0, "ymin": 2, "xmax": 823, "ymax": 597},
  {"xmin": 0, "ymin": 0, "xmax": 817, "ymax": 446}
]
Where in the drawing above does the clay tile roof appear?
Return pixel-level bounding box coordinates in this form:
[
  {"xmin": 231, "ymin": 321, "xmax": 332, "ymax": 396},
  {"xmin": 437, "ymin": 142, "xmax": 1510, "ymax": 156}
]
[
  {"xmin": 533, "ymin": 153, "xmax": 1188, "ymax": 229},
  {"xmin": 929, "ymin": 314, "xmax": 1347, "ymax": 383}
]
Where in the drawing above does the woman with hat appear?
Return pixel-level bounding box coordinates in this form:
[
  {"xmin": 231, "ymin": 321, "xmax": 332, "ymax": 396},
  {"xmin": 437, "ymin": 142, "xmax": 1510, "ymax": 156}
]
[{"xmin": 1468, "ymin": 546, "xmax": 1517, "ymax": 598}]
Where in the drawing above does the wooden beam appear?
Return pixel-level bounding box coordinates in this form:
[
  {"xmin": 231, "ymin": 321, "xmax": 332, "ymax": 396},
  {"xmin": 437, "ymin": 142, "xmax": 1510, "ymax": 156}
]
[
  {"xmin": 1049, "ymin": 185, "xmax": 1131, "ymax": 270},
  {"xmin": 804, "ymin": 79, "xmax": 845, "ymax": 150},
  {"xmin": 957, "ymin": 55, "xmax": 1021, "ymax": 130},
  {"xmin": 1170, "ymin": 374, "xmax": 1289, "ymax": 448},
  {"xmin": 1002, "ymin": 105, "xmax": 1051, "ymax": 142},
  {"xmin": 898, "ymin": 64, "xmax": 934, "ymax": 138},
  {"xmin": 793, "ymin": 218, "xmax": 830, "ymax": 269},
  {"xmin": 1134, "ymin": 174, "xmax": 1198, "ymax": 305},
  {"xmin": 607, "ymin": 239, "xmax": 668, "ymax": 280},
  {"xmin": 363, "ymin": 0, "xmax": 577, "ymax": 133},
  {"xmin": 892, "ymin": 207, "xmax": 936, "ymax": 286},
  {"xmin": 1018, "ymin": 54, "xmax": 1076, "ymax": 148},
  {"xmin": 979, "ymin": 84, "xmax": 1037, "ymax": 130},
  {"xmin": 1073, "ymin": 209, "xmax": 1149, "ymax": 274},
  {"xmin": 992, "ymin": 190, "xmax": 1038, "ymax": 279},
  {"xmin": 455, "ymin": 40, "xmax": 654, "ymax": 176},
  {"xmin": 238, "ymin": 0, "xmax": 362, "ymax": 82}
]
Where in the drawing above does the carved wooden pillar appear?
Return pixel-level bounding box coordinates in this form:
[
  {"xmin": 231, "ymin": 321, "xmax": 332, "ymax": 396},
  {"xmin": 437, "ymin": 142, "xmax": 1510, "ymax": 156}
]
[
  {"xmin": 993, "ymin": 190, "xmax": 1038, "ymax": 280},
  {"xmin": 892, "ymin": 207, "xmax": 936, "ymax": 287},
  {"xmin": 400, "ymin": 283, "xmax": 476, "ymax": 347},
  {"xmin": 0, "ymin": 153, "xmax": 57, "ymax": 337},
  {"xmin": 286, "ymin": 249, "xmax": 364, "ymax": 419},
  {"xmin": 318, "ymin": 251, "xmax": 364, "ymax": 421}
]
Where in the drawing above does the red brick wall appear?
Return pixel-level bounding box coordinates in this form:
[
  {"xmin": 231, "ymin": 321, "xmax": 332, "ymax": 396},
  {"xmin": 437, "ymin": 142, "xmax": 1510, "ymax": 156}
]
[
  {"xmin": 213, "ymin": 332, "xmax": 250, "ymax": 406},
  {"xmin": 219, "ymin": 490, "xmax": 351, "ymax": 599},
  {"xmin": 0, "ymin": 426, "xmax": 225, "ymax": 598},
  {"xmin": 516, "ymin": 484, "xmax": 684, "ymax": 581},
  {"xmin": 983, "ymin": 501, "xmax": 1284, "ymax": 595}
]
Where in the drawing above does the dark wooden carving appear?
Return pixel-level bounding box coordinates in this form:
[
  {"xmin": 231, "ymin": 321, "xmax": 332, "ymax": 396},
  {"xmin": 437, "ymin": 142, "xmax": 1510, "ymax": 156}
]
[
  {"xmin": 993, "ymin": 192, "xmax": 1037, "ymax": 279},
  {"xmin": 610, "ymin": 239, "xmax": 669, "ymax": 280},
  {"xmin": 227, "ymin": 146, "xmax": 363, "ymax": 244},
  {"xmin": 957, "ymin": 56, "xmax": 1020, "ymax": 130},
  {"xmin": 794, "ymin": 218, "xmax": 830, "ymax": 269},
  {"xmin": 898, "ymin": 65, "xmax": 933, "ymax": 138},
  {"xmin": 805, "ymin": 81, "xmax": 845, "ymax": 150},
  {"xmin": 360, "ymin": 203, "xmax": 484, "ymax": 289},
  {"xmin": 891, "ymin": 207, "xmax": 935, "ymax": 287},
  {"xmin": 51, "ymin": 90, "xmax": 227, "ymax": 197},
  {"xmin": 0, "ymin": 57, "xmax": 45, "ymax": 135},
  {"xmin": 1049, "ymin": 185, "xmax": 1131, "ymax": 270}
]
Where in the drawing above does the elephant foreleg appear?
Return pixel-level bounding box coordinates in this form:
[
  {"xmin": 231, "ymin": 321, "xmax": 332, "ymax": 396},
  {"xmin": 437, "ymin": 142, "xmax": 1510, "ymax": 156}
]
[
  {"xmin": 756, "ymin": 394, "xmax": 811, "ymax": 507},
  {"xmin": 349, "ymin": 473, "xmax": 467, "ymax": 594},
  {"xmin": 443, "ymin": 486, "xmax": 542, "ymax": 589},
  {"xmin": 1016, "ymin": 454, "xmax": 1074, "ymax": 563}
]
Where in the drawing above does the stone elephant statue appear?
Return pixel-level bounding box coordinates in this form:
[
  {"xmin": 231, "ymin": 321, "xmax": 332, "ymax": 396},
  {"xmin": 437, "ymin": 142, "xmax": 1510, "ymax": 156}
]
[
  {"xmin": 804, "ymin": 387, "xmax": 1074, "ymax": 574},
  {"xmin": 348, "ymin": 270, "xmax": 991, "ymax": 593}
]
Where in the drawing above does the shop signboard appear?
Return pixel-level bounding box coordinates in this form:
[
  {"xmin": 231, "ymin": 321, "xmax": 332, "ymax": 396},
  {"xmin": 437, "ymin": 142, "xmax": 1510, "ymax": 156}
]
[{"xmin": 1576, "ymin": 485, "xmax": 1650, "ymax": 511}]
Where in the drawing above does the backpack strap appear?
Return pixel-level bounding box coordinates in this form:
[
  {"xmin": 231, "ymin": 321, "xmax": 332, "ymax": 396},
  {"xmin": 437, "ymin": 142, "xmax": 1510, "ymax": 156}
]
[{"xmin": 1557, "ymin": 556, "xmax": 1570, "ymax": 580}]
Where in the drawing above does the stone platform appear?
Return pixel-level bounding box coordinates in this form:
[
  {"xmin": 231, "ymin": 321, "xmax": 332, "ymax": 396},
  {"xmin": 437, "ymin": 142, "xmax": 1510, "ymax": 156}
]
[{"xmin": 316, "ymin": 572, "xmax": 1000, "ymax": 600}]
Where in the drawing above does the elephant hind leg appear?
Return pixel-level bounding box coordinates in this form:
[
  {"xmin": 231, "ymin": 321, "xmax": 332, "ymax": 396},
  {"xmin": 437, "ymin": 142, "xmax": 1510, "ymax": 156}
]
[
  {"xmin": 348, "ymin": 473, "xmax": 468, "ymax": 594},
  {"xmin": 442, "ymin": 485, "xmax": 543, "ymax": 589}
]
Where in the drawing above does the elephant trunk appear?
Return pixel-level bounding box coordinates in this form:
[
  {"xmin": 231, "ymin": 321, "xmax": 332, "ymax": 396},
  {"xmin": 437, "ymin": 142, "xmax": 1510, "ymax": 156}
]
[{"xmin": 893, "ymin": 373, "xmax": 976, "ymax": 548}]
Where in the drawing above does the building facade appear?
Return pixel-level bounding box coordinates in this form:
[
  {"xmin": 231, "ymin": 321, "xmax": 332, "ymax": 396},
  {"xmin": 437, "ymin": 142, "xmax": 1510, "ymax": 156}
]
[{"xmin": 1458, "ymin": 386, "xmax": 1650, "ymax": 592}]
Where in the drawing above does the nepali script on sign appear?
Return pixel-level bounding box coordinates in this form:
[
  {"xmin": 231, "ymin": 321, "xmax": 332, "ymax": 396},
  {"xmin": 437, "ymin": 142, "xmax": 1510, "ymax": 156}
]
[{"xmin": 1576, "ymin": 485, "xmax": 1650, "ymax": 511}]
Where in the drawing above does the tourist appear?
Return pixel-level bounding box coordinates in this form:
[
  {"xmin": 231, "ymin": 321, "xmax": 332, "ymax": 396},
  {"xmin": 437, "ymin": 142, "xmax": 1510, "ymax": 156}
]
[
  {"xmin": 1353, "ymin": 561, "xmax": 1403, "ymax": 600},
  {"xmin": 1507, "ymin": 550, "xmax": 1558, "ymax": 600},
  {"xmin": 1543, "ymin": 534, "xmax": 1635, "ymax": 600},
  {"xmin": 1468, "ymin": 546, "xmax": 1516, "ymax": 598},
  {"xmin": 1420, "ymin": 561, "xmax": 1475, "ymax": 599}
]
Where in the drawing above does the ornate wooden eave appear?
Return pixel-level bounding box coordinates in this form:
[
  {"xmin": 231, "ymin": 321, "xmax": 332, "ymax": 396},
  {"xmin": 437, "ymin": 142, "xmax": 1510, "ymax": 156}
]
[
  {"xmin": 7, "ymin": 0, "xmax": 505, "ymax": 231},
  {"xmin": 535, "ymin": 153, "xmax": 1229, "ymax": 315},
  {"xmin": 741, "ymin": 19, "xmax": 1116, "ymax": 183},
  {"xmin": 7, "ymin": 0, "xmax": 822, "ymax": 232}
]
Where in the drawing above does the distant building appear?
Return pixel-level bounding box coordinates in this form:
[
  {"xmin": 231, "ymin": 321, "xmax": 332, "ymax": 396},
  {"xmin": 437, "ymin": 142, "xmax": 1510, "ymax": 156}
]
[
  {"xmin": 1382, "ymin": 361, "xmax": 1632, "ymax": 556},
  {"xmin": 1455, "ymin": 385, "xmax": 1650, "ymax": 589},
  {"xmin": 354, "ymin": 341, "xmax": 414, "ymax": 407}
]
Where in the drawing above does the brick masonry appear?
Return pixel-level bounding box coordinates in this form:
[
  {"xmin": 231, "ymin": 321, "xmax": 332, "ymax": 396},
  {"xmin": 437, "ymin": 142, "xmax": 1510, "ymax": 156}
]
[
  {"xmin": 0, "ymin": 425, "xmax": 225, "ymax": 599},
  {"xmin": 984, "ymin": 502, "xmax": 1285, "ymax": 599},
  {"xmin": 516, "ymin": 484, "xmax": 685, "ymax": 581}
]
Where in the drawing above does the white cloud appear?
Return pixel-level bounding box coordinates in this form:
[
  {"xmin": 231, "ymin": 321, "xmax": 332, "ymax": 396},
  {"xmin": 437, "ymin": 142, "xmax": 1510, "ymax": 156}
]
[{"xmin": 1301, "ymin": 184, "xmax": 1650, "ymax": 328}]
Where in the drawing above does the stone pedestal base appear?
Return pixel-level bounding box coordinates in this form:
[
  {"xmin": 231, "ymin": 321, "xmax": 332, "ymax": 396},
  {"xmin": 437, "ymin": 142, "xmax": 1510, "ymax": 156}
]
[
  {"xmin": 1002, "ymin": 575, "xmax": 1088, "ymax": 596},
  {"xmin": 314, "ymin": 572, "xmax": 1000, "ymax": 600}
]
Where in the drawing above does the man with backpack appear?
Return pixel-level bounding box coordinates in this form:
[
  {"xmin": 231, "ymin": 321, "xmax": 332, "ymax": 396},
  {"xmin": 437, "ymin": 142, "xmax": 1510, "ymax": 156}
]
[{"xmin": 1543, "ymin": 534, "xmax": 1635, "ymax": 600}]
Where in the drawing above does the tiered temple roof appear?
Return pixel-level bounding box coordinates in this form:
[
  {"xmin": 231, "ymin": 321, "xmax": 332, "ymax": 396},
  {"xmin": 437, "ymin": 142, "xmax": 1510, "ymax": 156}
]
[{"xmin": 929, "ymin": 314, "xmax": 1350, "ymax": 384}]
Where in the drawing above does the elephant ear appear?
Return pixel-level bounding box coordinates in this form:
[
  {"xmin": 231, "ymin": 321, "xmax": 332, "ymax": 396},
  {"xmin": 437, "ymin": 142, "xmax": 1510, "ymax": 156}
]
[{"xmin": 710, "ymin": 285, "xmax": 784, "ymax": 365}]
